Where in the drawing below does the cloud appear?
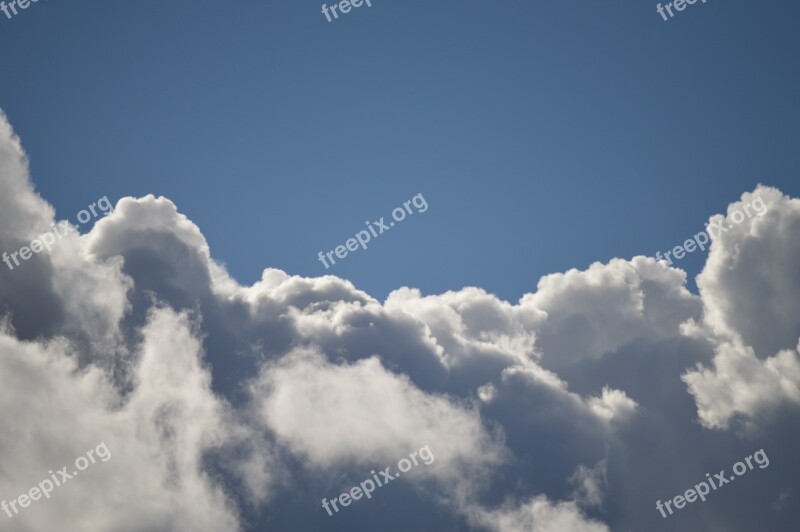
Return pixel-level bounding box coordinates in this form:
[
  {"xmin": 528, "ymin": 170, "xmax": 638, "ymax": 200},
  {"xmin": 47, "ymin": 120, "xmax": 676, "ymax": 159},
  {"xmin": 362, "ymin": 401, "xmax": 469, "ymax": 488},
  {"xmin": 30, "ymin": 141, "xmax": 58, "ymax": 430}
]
[
  {"xmin": 682, "ymin": 340, "xmax": 800, "ymax": 429},
  {"xmin": 0, "ymin": 308, "xmax": 244, "ymax": 531},
  {"xmin": 569, "ymin": 460, "xmax": 608, "ymax": 509},
  {"xmin": 1, "ymin": 111, "xmax": 800, "ymax": 530},
  {"xmin": 468, "ymin": 496, "xmax": 610, "ymax": 532},
  {"xmin": 695, "ymin": 188, "xmax": 800, "ymax": 357},
  {"xmin": 682, "ymin": 188, "xmax": 800, "ymax": 429},
  {"xmin": 250, "ymin": 347, "xmax": 505, "ymax": 484},
  {"xmin": 587, "ymin": 387, "xmax": 637, "ymax": 424},
  {"xmin": 525, "ymin": 256, "xmax": 702, "ymax": 370}
]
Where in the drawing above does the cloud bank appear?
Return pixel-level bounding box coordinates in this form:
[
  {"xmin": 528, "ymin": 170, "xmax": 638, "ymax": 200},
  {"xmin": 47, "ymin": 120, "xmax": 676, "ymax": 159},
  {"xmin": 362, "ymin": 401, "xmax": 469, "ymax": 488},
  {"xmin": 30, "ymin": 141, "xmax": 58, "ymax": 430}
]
[{"xmin": 0, "ymin": 111, "xmax": 798, "ymax": 531}]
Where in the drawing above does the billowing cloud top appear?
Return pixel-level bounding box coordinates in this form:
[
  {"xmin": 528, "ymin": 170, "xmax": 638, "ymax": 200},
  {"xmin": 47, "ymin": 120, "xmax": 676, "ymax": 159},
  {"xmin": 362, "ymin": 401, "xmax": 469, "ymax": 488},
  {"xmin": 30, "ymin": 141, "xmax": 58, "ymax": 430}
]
[{"xmin": 0, "ymin": 111, "xmax": 798, "ymax": 531}]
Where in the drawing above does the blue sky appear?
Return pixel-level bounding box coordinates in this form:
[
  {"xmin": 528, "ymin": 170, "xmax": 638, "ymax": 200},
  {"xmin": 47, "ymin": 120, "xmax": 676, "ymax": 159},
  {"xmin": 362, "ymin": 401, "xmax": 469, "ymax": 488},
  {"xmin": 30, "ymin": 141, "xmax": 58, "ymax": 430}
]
[{"xmin": 1, "ymin": 0, "xmax": 798, "ymax": 303}]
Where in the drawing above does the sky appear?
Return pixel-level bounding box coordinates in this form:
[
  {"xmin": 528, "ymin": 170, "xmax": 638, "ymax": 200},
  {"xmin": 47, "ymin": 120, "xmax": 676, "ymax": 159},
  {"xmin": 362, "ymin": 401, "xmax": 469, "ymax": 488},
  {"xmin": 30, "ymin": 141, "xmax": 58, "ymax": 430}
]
[
  {"xmin": 1, "ymin": 1, "xmax": 800, "ymax": 531},
  {"xmin": 1, "ymin": 0, "xmax": 799, "ymax": 301}
]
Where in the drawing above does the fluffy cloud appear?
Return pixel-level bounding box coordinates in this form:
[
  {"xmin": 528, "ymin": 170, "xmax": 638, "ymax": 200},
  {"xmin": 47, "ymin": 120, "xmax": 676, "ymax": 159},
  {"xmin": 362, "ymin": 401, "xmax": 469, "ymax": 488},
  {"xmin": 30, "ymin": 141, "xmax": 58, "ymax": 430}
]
[
  {"xmin": 683, "ymin": 340, "xmax": 800, "ymax": 429},
  {"xmin": 683, "ymin": 188, "xmax": 800, "ymax": 429},
  {"xmin": 1, "ymin": 111, "xmax": 799, "ymax": 531},
  {"xmin": 695, "ymin": 188, "xmax": 800, "ymax": 356},
  {"xmin": 468, "ymin": 496, "xmax": 610, "ymax": 532},
  {"xmin": 525, "ymin": 257, "xmax": 702, "ymax": 369},
  {"xmin": 250, "ymin": 347, "xmax": 505, "ymax": 482},
  {"xmin": 0, "ymin": 308, "xmax": 244, "ymax": 531}
]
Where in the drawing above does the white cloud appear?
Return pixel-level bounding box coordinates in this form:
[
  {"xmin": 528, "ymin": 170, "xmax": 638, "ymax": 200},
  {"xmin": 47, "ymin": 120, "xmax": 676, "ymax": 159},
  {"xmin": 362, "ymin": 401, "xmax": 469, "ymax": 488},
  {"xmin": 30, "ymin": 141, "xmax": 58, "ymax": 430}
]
[
  {"xmin": 1, "ymin": 111, "xmax": 800, "ymax": 531},
  {"xmin": 683, "ymin": 187, "xmax": 800, "ymax": 428},
  {"xmin": 683, "ymin": 340, "xmax": 800, "ymax": 429},
  {"xmin": 588, "ymin": 387, "xmax": 638, "ymax": 424},
  {"xmin": 250, "ymin": 347, "xmax": 505, "ymax": 485},
  {"xmin": 0, "ymin": 308, "xmax": 244, "ymax": 531},
  {"xmin": 469, "ymin": 496, "xmax": 610, "ymax": 532},
  {"xmin": 522, "ymin": 257, "xmax": 701, "ymax": 368}
]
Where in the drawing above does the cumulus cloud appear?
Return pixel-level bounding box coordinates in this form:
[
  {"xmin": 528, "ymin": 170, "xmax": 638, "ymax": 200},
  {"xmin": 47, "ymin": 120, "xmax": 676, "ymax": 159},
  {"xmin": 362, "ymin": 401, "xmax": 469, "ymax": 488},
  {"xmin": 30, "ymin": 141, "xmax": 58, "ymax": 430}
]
[
  {"xmin": 587, "ymin": 387, "xmax": 638, "ymax": 424},
  {"xmin": 682, "ymin": 188, "xmax": 800, "ymax": 429},
  {"xmin": 0, "ymin": 308, "xmax": 244, "ymax": 531},
  {"xmin": 695, "ymin": 188, "xmax": 799, "ymax": 356},
  {"xmin": 1, "ymin": 111, "xmax": 800, "ymax": 531},
  {"xmin": 468, "ymin": 496, "xmax": 610, "ymax": 532},
  {"xmin": 683, "ymin": 340, "xmax": 800, "ymax": 429},
  {"xmin": 250, "ymin": 347, "xmax": 505, "ymax": 483}
]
